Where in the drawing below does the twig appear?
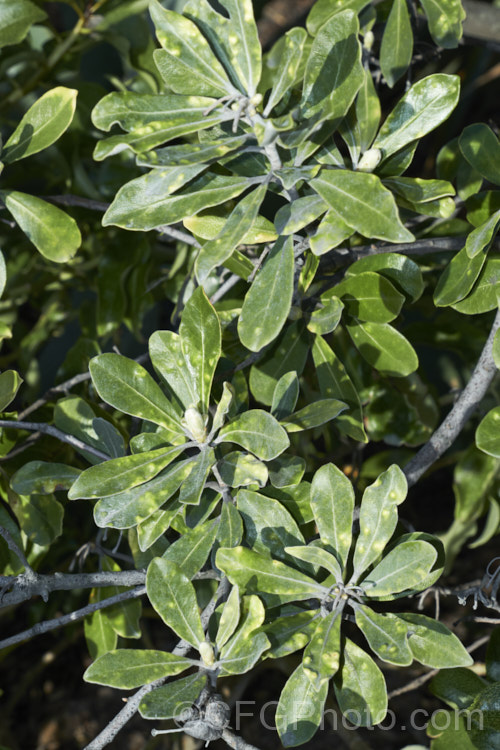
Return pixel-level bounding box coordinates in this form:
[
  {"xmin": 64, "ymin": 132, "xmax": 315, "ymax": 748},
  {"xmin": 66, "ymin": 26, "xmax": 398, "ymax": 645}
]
[
  {"xmin": 0, "ymin": 525, "xmax": 32, "ymax": 573},
  {"xmin": 0, "ymin": 585, "xmax": 146, "ymax": 650},
  {"xmin": 404, "ymin": 308, "xmax": 500, "ymax": 487},
  {"xmin": 221, "ymin": 728, "xmax": 262, "ymax": 750},
  {"xmin": 0, "ymin": 419, "xmax": 110, "ymax": 461},
  {"xmin": 210, "ymin": 274, "xmax": 241, "ymax": 304},
  {"xmin": 0, "ymin": 570, "xmax": 147, "ymax": 608}
]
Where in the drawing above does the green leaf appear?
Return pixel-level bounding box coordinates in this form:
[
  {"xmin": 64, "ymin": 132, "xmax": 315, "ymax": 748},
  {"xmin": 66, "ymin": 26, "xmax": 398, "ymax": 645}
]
[
  {"xmin": 476, "ymin": 407, "xmax": 500, "ymax": 458},
  {"xmin": 311, "ymin": 170, "xmax": 414, "ymax": 243},
  {"xmin": 311, "ymin": 463, "xmax": 354, "ymax": 569},
  {"xmin": 307, "ymin": 293, "xmax": 344, "ymax": 335},
  {"xmin": 0, "ymin": 0, "xmax": 46, "ymax": 49},
  {"xmin": 195, "ymin": 185, "xmax": 267, "ymax": 282},
  {"xmin": 276, "ymin": 664, "xmax": 328, "ymax": 747},
  {"xmin": 138, "ymin": 136, "xmax": 248, "ymax": 169},
  {"xmin": 179, "ymin": 287, "xmax": 221, "ymax": 414},
  {"xmin": 346, "ymin": 320, "xmax": 419, "ymax": 377},
  {"xmin": 265, "ymin": 609, "xmax": 319, "ymax": 659},
  {"xmin": 149, "ymin": 331, "xmax": 198, "ymax": 411},
  {"xmin": 355, "ymin": 605, "xmax": 412, "ymax": 665},
  {"xmin": 89, "ymin": 353, "xmax": 182, "ymax": 434},
  {"xmin": 215, "ymin": 547, "xmax": 324, "ymax": 600},
  {"xmin": 301, "ymin": 10, "xmax": 363, "ymax": 121},
  {"xmin": 11, "ymin": 461, "xmax": 79, "ymax": 495},
  {"xmin": 3, "ymin": 87, "xmax": 77, "ymax": 163},
  {"xmin": 250, "ymin": 322, "xmax": 309, "ymax": 406},
  {"xmin": 13, "ymin": 494, "xmax": 63, "ymax": 546},
  {"xmin": 312, "ymin": 335, "xmax": 367, "ymax": 442},
  {"xmin": 54, "ymin": 396, "xmax": 108, "ymax": 465},
  {"xmin": 178, "ymin": 448, "xmax": 215, "ymax": 505},
  {"xmin": 0, "ymin": 370, "xmax": 22, "ymax": 411},
  {"xmin": 399, "ymin": 613, "xmax": 472, "ymax": 667},
  {"xmin": 380, "ymin": 0, "xmax": 412, "ymax": 87},
  {"xmin": 217, "ymin": 410, "xmax": 289, "ymax": 461},
  {"xmin": 420, "ymin": 0, "xmax": 465, "ymax": 47},
  {"xmin": 452, "ymin": 259, "xmax": 500, "ymax": 314},
  {"xmin": 217, "ymin": 0, "xmax": 261, "ymax": 96},
  {"xmin": 218, "ymin": 451, "xmax": 268, "ymax": 489},
  {"xmin": 281, "ymin": 399, "xmax": 347, "ymax": 433},
  {"xmin": 139, "ymin": 673, "xmax": 207, "ymax": 720},
  {"xmin": 268, "ymin": 456, "xmax": 306, "ymax": 488},
  {"xmin": 430, "ymin": 667, "xmax": 486, "ymax": 710},
  {"xmin": 93, "ymin": 460, "xmax": 191, "ymax": 529},
  {"xmin": 219, "ymin": 595, "xmax": 269, "ymax": 675},
  {"xmin": 285, "ymin": 544, "xmax": 342, "ymax": 580},
  {"xmin": 146, "ymin": 558, "xmax": 205, "ymax": 648},
  {"xmin": 459, "ymin": 124, "xmax": 500, "ymax": 186},
  {"xmin": 334, "ymin": 271, "xmax": 405, "ymax": 323},
  {"xmin": 84, "ymin": 593, "xmax": 118, "ymax": 659},
  {"xmin": 83, "ymin": 649, "xmax": 192, "ymax": 689},
  {"xmin": 0, "ymin": 251, "xmax": 6, "ymax": 299},
  {"xmin": 185, "ymin": 207, "xmax": 276, "ymax": 243},
  {"xmin": 68, "ymin": 446, "xmax": 186, "ymax": 500},
  {"xmin": 361, "ymin": 540, "xmax": 437, "ymax": 597},
  {"xmin": 237, "ymin": 488, "xmax": 305, "ymax": 565},
  {"xmin": 310, "ymin": 209, "xmax": 354, "ymax": 255},
  {"xmin": 103, "ymin": 172, "xmax": 250, "ymax": 231},
  {"xmin": 216, "ymin": 586, "xmax": 240, "ymax": 649},
  {"xmin": 373, "ymin": 75, "xmax": 460, "ymax": 158},
  {"xmin": 353, "ymin": 465, "xmax": 407, "ymax": 579},
  {"xmin": 263, "ymin": 28, "xmax": 308, "ymax": 116},
  {"xmin": 163, "ymin": 518, "xmax": 218, "ymax": 578},
  {"xmin": 306, "ymin": 0, "xmax": 371, "ymax": 35},
  {"xmin": 334, "ymin": 638, "xmax": 388, "ymax": 726},
  {"xmin": 238, "ymin": 236, "xmax": 294, "ymax": 352},
  {"xmin": 0, "ymin": 190, "xmax": 81, "ymax": 262},
  {"xmin": 149, "ymin": 0, "xmax": 235, "ymax": 97},
  {"xmin": 274, "ymin": 195, "xmax": 328, "ymax": 235},
  {"xmin": 271, "ymin": 372, "xmax": 299, "ymax": 421},
  {"xmin": 465, "ymin": 209, "xmax": 500, "ymax": 259},
  {"xmin": 96, "ymin": 558, "xmax": 141, "ymax": 640},
  {"xmin": 93, "ymin": 419, "xmax": 125, "ymax": 459},
  {"xmin": 356, "ymin": 68, "xmax": 381, "ymax": 153},
  {"xmin": 302, "ymin": 611, "xmax": 341, "ymax": 690},
  {"xmin": 434, "ymin": 245, "xmax": 487, "ymax": 307},
  {"xmin": 346, "ymin": 252, "xmax": 424, "ymax": 302}
]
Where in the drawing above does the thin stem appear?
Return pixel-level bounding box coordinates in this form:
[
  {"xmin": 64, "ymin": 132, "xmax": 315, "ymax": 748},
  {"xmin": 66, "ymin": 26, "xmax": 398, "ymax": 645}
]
[
  {"xmin": 0, "ymin": 525, "xmax": 32, "ymax": 573},
  {"xmin": 0, "ymin": 586, "xmax": 146, "ymax": 650},
  {"xmin": 0, "ymin": 419, "xmax": 110, "ymax": 461},
  {"xmin": 210, "ymin": 274, "xmax": 241, "ymax": 305},
  {"xmin": 404, "ymin": 308, "xmax": 500, "ymax": 487},
  {"xmin": 221, "ymin": 728, "xmax": 262, "ymax": 750}
]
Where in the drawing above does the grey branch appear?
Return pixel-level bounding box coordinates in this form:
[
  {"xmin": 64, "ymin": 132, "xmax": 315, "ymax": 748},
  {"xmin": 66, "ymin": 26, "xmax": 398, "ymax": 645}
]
[
  {"xmin": 222, "ymin": 728, "xmax": 262, "ymax": 750},
  {"xmin": 404, "ymin": 308, "xmax": 500, "ymax": 487},
  {"xmin": 0, "ymin": 525, "xmax": 32, "ymax": 573},
  {"xmin": 0, "ymin": 419, "xmax": 110, "ymax": 461},
  {"xmin": 0, "ymin": 585, "xmax": 146, "ymax": 650},
  {"xmin": 0, "ymin": 570, "xmax": 147, "ymax": 608}
]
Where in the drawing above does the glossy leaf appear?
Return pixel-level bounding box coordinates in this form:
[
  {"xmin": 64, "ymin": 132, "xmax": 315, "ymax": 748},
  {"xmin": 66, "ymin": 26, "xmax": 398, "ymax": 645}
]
[
  {"xmin": 373, "ymin": 75, "xmax": 460, "ymax": 158},
  {"xmin": 356, "ymin": 68, "xmax": 381, "ymax": 153},
  {"xmin": 420, "ymin": 0, "xmax": 465, "ymax": 47},
  {"xmin": 434, "ymin": 245, "xmax": 486, "ymax": 307},
  {"xmin": 13, "ymin": 494, "xmax": 63, "ymax": 547},
  {"xmin": 274, "ymin": 194, "xmax": 327, "ymax": 236},
  {"xmin": 0, "ymin": 0, "xmax": 46, "ymax": 49},
  {"xmin": 430, "ymin": 667, "xmax": 486, "ymax": 710},
  {"xmin": 83, "ymin": 649, "xmax": 192, "ymax": 689},
  {"xmin": 238, "ymin": 236, "xmax": 294, "ymax": 352},
  {"xmin": 361, "ymin": 540, "xmax": 437, "ymax": 597},
  {"xmin": 465, "ymin": 209, "xmax": 500, "ymax": 259},
  {"xmin": 334, "ymin": 638, "xmax": 388, "ymax": 726},
  {"xmin": 271, "ymin": 372, "xmax": 299, "ymax": 421},
  {"xmin": 346, "ymin": 320, "xmax": 419, "ymax": 377},
  {"xmin": 146, "ymin": 558, "xmax": 205, "ymax": 648},
  {"xmin": 139, "ymin": 672, "xmax": 207, "ymax": 720},
  {"xmin": 215, "ymin": 547, "xmax": 325, "ymax": 600},
  {"xmin": 163, "ymin": 519, "xmax": 218, "ymax": 578},
  {"xmin": 84, "ymin": 593, "xmax": 118, "ymax": 660},
  {"xmin": 309, "ymin": 210, "xmax": 353, "ymax": 255},
  {"xmin": 276, "ymin": 664, "xmax": 328, "ymax": 747},
  {"xmin": 4, "ymin": 87, "xmax": 77, "ymax": 163},
  {"xmin": 355, "ymin": 605, "xmax": 412, "ymax": 665},
  {"xmin": 103, "ymin": 172, "xmax": 250, "ymax": 231},
  {"xmin": 399, "ymin": 613, "xmax": 473, "ymax": 667},
  {"xmin": 380, "ymin": 0, "xmax": 412, "ymax": 87},
  {"xmin": 285, "ymin": 544, "xmax": 342, "ymax": 580},
  {"xmin": 281, "ymin": 399, "xmax": 347, "ymax": 433},
  {"xmin": 452, "ymin": 259, "xmax": 500, "ymax": 314},
  {"xmin": 218, "ymin": 451, "xmax": 268, "ymax": 489},
  {"xmin": 179, "ymin": 287, "xmax": 221, "ymax": 414},
  {"xmin": 301, "ymin": 10, "xmax": 363, "ymax": 121},
  {"xmin": 195, "ymin": 184, "xmax": 267, "ymax": 282},
  {"xmin": 353, "ymin": 465, "xmax": 407, "ymax": 579},
  {"xmin": 0, "ymin": 370, "xmax": 22, "ymax": 411},
  {"xmin": 268, "ymin": 456, "xmax": 306, "ymax": 488},
  {"xmin": 178, "ymin": 448, "xmax": 214, "ymax": 505},
  {"xmin": 311, "ymin": 463, "xmax": 354, "ymax": 569},
  {"xmin": 217, "ymin": 0, "xmax": 262, "ymax": 96},
  {"xmin": 311, "ymin": 170, "xmax": 414, "ymax": 243},
  {"xmin": 11, "ymin": 461, "xmax": 79, "ymax": 495},
  {"xmin": 302, "ymin": 611, "xmax": 341, "ymax": 690},
  {"xmin": 307, "ymin": 293, "xmax": 344, "ymax": 335},
  {"xmin": 68, "ymin": 446, "xmax": 185, "ymax": 500},
  {"xmin": 459, "ymin": 123, "xmax": 500, "ymax": 185},
  {"xmin": 149, "ymin": 331, "xmax": 198, "ymax": 411},
  {"xmin": 334, "ymin": 271, "xmax": 405, "ymax": 323},
  {"xmin": 0, "ymin": 190, "xmax": 81, "ymax": 262},
  {"xmin": 236, "ymin": 489, "xmax": 304, "ymax": 562},
  {"xmin": 219, "ymin": 595, "xmax": 269, "ymax": 675},
  {"xmin": 150, "ymin": 0, "xmax": 235, "ymax": 97},
  {"xmin": 138, "ymin": 136, "xmax": 247, "ymax": 168},
  {"xmin": 249, "ymin": 322, "xmax": 309, "ymax": 406},
  {"xmin": 346, "ymin": 252, "xmax": 424, "ymax": 302},
  {"xmin": 476, "ymin": 407, "xmax": 500, "ymax": 458},
  {"xmin": 216, "ymin": 586, "xmax": 240, "ymax": 649},
  {"xmin": 217, "ymin": 500, "xmax": 244, "ymax": 548},
  {"xmin": 263, "ymin": 28, "xmax": 307, "ymax": 116},
  {"xmin": 217, "ymin": 409, "xmax": 289, "ymax": 461}
]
